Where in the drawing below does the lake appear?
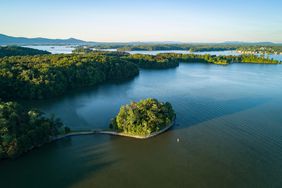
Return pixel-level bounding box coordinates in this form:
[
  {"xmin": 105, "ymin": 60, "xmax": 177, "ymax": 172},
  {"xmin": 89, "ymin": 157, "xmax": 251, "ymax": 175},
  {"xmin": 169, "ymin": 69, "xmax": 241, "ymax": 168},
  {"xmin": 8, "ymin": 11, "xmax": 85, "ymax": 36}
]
[
  {"xmin": 24, "ymin": 45, "xmax": 282, "ymax": 62},
  {"xmin": 1, "ymin": 63, "xmax": 282, "ymax": 188},
  {"xmin": 128, "ymin": 50, "xmax": 282, "ymax": 61},
  {"xmin": 24, "ymin": 45, "xmax": 76, "ymax": 54}
]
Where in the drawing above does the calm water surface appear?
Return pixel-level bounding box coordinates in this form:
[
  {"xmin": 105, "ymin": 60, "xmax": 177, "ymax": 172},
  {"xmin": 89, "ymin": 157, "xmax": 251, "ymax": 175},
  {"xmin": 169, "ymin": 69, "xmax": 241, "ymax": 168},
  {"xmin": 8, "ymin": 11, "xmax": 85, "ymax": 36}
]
[
  {"xmin": 1, "ymin": 63, "xmax": 282, "ymax": 188},
  {"xmin": 128, "ymin": 50, "xmax": 282, "ymax": 61},
  {"xmin": 24, "ymin": 45, "xmax": 75, "ymax": 54},
  {"xmin": 24, "ymin": 45, "xmax": 282, "ymax": 61}
]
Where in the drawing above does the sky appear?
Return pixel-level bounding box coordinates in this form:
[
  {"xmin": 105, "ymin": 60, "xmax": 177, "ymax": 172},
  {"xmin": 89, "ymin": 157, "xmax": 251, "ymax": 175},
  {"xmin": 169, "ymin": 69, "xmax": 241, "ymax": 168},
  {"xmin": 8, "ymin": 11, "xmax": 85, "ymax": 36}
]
[{"xmin": 0, "ymin": 0, "xmax": 282, "ymax": 42}]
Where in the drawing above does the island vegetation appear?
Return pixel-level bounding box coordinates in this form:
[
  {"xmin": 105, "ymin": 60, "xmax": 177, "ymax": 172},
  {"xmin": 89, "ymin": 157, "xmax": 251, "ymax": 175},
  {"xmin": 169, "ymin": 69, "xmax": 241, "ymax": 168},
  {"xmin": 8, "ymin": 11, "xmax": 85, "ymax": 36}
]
[
  {"xmin": 124, "ymin": 53, "xmax": 279, "ymax": 66},
  {"xmin": 1, "ymin": 49, "xmax": 280, "ymax": 100},
  {"xmin": 147, "ymin": 53, "xmax": 280, "ymax": 65},
  {"xmin": 237, "ymin": 46, "xmax": 282, "ymax": 55},
  {"xmin": 75, "ymin": 47, "xmax": 281, "ymax": 65},
  {"xmin": 0, "ymin": 47, "xmax": 280, "ymax": 159},
  {"xmin": 115, "ymin": 44, "xmax": 237, "ymax": 52},
  {"xmin": 72, "ymin": 46, "xmax": 95, "ymax": 54},
  {"xmin": 91, "ymin": 44, "xmax": 238, "ymax": 52},
  {"xmin": 0, "ymin": 98, "xmax": 176, "ymax": 160},
  {"xmin": 0, "ymin": 101, "xmax": 68, "ymax": 159},
  {"xmin": 91, "ymin": 43, "xmax": 282, "ymax": 54},
  {"xmin": 0, "ymin": 46, "xmax": 50, "ymax": 58},
  {"xmin": 110, "ymin": 98, "xmax": 176, "ymax": 137},
  {"xmin": 125, "ymin": 54, "xmax": 179, "ymax": 69}
]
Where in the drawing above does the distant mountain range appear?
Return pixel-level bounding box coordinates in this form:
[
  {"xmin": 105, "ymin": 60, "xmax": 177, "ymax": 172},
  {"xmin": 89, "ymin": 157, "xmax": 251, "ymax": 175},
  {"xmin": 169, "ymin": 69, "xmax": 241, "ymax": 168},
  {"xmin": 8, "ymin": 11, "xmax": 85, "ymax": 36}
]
[
  {"xmin": 0, "ymin": 33, "xmax": 91, "ymax": 45},
  {"xmin": 222, "ymin": 41, "xmax": 279, "ymax": 45},
  {"xmin": 0, "ymin": 33, "xmax": 281, "ymax": 46}
]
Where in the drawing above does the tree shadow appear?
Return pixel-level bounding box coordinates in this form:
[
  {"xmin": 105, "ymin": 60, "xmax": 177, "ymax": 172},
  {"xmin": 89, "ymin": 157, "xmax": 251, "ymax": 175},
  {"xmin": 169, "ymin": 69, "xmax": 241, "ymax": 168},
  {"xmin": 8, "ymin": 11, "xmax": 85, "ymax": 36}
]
[
  {"xmin": 0, "ymin": 135, "xmax": 119, "ymax": 188},
  {"xmin": 20, "ymin": 74, "xmax": 139, "ymax": 106}
]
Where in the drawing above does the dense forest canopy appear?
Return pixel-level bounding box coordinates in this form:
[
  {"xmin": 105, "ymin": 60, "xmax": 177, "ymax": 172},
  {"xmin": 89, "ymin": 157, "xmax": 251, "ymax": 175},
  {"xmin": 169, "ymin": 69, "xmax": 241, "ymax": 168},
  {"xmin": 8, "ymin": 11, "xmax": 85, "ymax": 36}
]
[
  {"xmin": 0, "ymin": 101, "xmax": 66, "ymax": 159},
  {"xmin": 72, "ymin": 47, "xmax": 129, "ymax": 57},
  {"xmin": 125, "ymin": 53, "xmax": 280, "ymax": 66},
  {"xmin": 117, "ymin": 44, "xmax": 236, "ymax": 52},
  {"xmin": 73, "ymin": 48, "xmax": 280, "ymax": 66},
  {"xmin": 148, "ymin": 53, "xmax": 280, "ymax": 65},
  {"xmin": 124, "ymin": 54, "xmax": 179, "ymax": 69},
  {"xmin": 0, "ymin": 46, "xmax": 280, "ymax": 159},
  {"xmin": 0, "ymin": 46, "xmax": 50, "ymax": 57},
  {"xmin": 110, "ymin": 98, "xmax": 176, "ymax": 136},
  {"xmin": 0, "ymin": 48, "xmax": 280, "ymax": 100},
  {"xmin": 0, "ymin": 54, "xmax": 139, "ymax": 99},
  {"xmin": 91, "ymin": 43, "xmax": 282, "ymax": 53},
  {"xmin": 237, "ymin": 46, "xmax": 282, "ymax": 54}
]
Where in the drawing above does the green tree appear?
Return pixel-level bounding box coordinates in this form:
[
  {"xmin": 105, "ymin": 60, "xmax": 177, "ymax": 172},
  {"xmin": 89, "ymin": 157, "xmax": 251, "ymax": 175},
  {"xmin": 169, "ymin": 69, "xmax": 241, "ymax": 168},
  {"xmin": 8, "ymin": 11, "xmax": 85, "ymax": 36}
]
[
  {"xmin": 111, "ymin": 98, "xmax": 175, "ymax": 136},
  {"xmin": 0, "ymin": 101, "xmax": 66, "ymax": 159}
]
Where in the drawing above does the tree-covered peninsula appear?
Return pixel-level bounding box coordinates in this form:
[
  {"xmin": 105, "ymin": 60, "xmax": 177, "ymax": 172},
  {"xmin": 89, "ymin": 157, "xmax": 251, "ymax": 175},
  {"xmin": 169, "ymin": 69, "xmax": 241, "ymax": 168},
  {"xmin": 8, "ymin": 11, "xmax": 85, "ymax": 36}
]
[
  {"xmin": 0, "ymin": 46, "xmax": 50, "ymax": 58},
  {"xmin": 0, "ymin": 47, "xmax": 280, "ymax": 159},
  {"xmin": 0, "ymin": 98, "xmax": 176, "ymax": 160},
  {"xmin": 0, "ymin": 101, "xmax": 67, "ymax": 159},
  {"xmin": 110, "ymin": 98, "xmax": 176, "ymax": 137},
  {"xmin": 72, "ymin": 47, "xmax": 280, "ymax": 66},
  {"xmin": 151, "ymin": 53, "xmax": 280, "ymax": 65},
  {"xmin": 115, "ymin": 44, "xmax": 237, "ymax": 52},
  {"xmin": 91, "ymin": 43, "xmax": 282, "ymax": 54},
  {"xmin": 0, "ymin": 54, "xmax": 139, "ymax": 100},
  {"xmin": 237, "ymin": 46, "xmax": 282, "ymax": 55},
  {"xmin": 1, "ymin": 50, "xmax": 280, "ymax": 100},
  {"xmin": 125, "ymin": 54, "xmax": 179, "ymax": 69}
]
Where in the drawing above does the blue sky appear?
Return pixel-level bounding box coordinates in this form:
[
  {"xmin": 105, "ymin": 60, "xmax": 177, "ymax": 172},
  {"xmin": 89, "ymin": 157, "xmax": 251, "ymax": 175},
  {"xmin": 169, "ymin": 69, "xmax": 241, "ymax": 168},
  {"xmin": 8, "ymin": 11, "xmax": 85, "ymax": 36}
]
[{"xmin": 0, "ymin": 0, "xmax": 281, "ymax": 42}]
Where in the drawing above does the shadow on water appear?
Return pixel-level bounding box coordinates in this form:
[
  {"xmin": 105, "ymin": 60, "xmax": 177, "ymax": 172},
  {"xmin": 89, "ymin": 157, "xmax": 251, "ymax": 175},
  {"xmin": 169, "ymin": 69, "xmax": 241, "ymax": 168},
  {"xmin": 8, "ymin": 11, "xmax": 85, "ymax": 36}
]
[
  {"xmin": 20, "ymin": 75, "xmax": 139, "ymax": 107},
  {"xmin": 18, "ymin": 76, "xmax": 140, "ymax": 130},
  {"xmin": 0, "ymin": 135, "xmax": 118, "ymax": 188},
  {"xmin": 172, "ymin": 96, "xmax": 271, "ymax": 131},
  {"xmin": 1, "ymin": 63, "xmax": 282, "ymax": 187}
]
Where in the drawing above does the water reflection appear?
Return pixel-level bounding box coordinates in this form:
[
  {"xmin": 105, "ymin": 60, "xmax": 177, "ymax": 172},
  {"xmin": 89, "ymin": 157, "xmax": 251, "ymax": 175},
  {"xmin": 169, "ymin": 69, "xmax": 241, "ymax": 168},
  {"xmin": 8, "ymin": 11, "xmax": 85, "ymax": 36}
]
[{"xmin": 2, "ymin": 63, "xmax": 282, "ymax": 187}]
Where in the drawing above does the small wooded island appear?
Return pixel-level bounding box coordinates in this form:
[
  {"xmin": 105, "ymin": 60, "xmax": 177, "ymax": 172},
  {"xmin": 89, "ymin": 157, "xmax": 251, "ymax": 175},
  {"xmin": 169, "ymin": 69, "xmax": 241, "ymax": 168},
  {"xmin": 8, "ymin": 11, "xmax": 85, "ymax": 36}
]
[
  {"xmin": 0, "ymin": 46, "xmax": 280, "ymax": 159},
  {"xmin": 0, "ymin": 98, "xmax": 175, "ymax": 159},
  {"xmin": 110, "ymin": 98, "xmax": 176, "ymax": 138}
]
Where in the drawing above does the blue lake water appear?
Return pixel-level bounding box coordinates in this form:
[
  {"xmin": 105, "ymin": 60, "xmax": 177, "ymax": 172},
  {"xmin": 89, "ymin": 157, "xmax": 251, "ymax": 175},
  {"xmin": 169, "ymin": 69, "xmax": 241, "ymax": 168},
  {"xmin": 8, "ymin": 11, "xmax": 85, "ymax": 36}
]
[
  {"xmin": 24, "ymin": 45, "xmax": 75, "ymax": 54},
  {"xmin": 24, "ymin": 45, "xmax": 282, "ymax": 61},
  {"xmin": 1, "ymin": 63, "xmax": 282, "ymax": 187}
]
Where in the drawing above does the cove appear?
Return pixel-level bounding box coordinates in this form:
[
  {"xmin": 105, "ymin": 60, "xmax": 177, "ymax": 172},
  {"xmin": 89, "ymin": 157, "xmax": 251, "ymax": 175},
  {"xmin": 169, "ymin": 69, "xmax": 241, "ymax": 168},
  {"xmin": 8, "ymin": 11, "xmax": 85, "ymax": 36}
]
[{"xmin": 1, "ymin": 63, "xmax": 282, "ymax": 188}]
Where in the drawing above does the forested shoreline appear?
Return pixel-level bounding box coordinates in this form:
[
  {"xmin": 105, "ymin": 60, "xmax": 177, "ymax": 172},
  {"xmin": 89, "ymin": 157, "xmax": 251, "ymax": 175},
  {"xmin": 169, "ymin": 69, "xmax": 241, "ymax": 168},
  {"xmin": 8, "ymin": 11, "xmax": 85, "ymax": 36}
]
[
  {"xmin": 0, "ymin": 101, "xmax": 68, "ymax": 159},
  {"xmin": 75, "ymin": 47, "xmax": 280, "ymax": 65},
  {"xmin": 0, "ymin": 46, "xmax": 50, "ymax": 57},
  {"xmin": 143, "ymin": 53, "xmax": 280, "ymax": 65},
  {"xmin": 116, "ymin": 44, "xmax": 237, "ymax": 52},
  {"xmin": 125, "ymin": 53, "xmax": 279, "ymax": 67},
  {"xmin": 0, "ymin": 46, "xmax": 281, "ymax": 159},
  {"xmin": 92, "ymin": 43, "xmax": 282, "ymax": 54},
  {"xmin": 0, "ymin": 47, "xmax": 280, "ymax": 100},
  {"xmin": 0, "ymin": 54, "xmax": 139, "ymax": 100},
  {"xmin": 237, "ymin": 46, "xmax": 282, "ymax": 55}
]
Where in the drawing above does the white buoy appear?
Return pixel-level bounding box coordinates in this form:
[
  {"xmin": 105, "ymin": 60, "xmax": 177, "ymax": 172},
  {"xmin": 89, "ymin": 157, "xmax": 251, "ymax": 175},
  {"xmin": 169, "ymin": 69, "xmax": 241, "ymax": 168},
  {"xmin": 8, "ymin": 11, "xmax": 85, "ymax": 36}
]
[{"xmin": 177, "ymin": 138, "xmax": 180, "ymax": 142}]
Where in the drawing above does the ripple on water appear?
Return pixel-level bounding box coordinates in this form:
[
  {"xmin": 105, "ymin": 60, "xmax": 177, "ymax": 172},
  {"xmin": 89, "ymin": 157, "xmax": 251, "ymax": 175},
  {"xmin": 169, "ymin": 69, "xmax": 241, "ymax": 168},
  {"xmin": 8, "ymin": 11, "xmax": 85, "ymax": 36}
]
[{"xmin": 2, "ymin": 63, "xmax": 282, "ymax": 188}]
